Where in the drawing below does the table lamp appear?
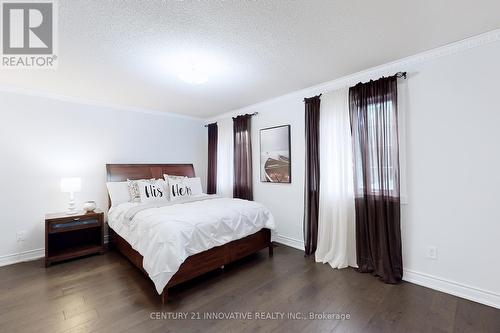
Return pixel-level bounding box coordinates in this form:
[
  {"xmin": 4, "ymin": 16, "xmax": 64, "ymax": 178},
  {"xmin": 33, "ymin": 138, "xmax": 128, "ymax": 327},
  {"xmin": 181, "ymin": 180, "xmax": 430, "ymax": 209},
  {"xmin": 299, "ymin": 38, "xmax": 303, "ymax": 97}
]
[{"xmin": 60, "ymin": 177, "xmax": 81, "ymax": 215}]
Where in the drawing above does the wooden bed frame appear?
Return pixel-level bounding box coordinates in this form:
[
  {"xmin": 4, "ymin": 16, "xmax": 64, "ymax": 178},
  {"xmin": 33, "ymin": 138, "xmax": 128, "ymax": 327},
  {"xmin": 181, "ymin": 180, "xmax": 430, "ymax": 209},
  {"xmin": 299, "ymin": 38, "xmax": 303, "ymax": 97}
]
[{"xmin": 106, "ymin": 164, "xmax": 273, "ymax": 303}]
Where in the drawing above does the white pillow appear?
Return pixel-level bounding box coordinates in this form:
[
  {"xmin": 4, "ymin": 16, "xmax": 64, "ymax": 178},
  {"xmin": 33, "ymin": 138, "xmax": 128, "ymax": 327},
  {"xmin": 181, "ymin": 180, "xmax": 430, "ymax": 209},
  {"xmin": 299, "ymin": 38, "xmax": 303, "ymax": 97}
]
[
  {"xmin": 167, "ymin": 177, "xmax": 203, "ymax": 201},
  {"xmin": 106, "ymin": 181, "xmax": 130, "ymax": 207},
  {"xmin": 137, "ymin": 179, "xmax": 168, "ymax": 203}
]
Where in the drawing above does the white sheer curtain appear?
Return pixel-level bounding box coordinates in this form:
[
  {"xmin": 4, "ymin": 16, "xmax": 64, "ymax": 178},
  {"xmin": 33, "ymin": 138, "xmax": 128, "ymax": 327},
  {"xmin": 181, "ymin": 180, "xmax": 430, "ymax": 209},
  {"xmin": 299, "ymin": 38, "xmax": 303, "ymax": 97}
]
[
  {"xmin": 315, "ymin": 88, "xmax": 357, "ymax": 269},
  {"xmin": 216, "ymin": 117, "xmax": 234, "ymax": 198}
]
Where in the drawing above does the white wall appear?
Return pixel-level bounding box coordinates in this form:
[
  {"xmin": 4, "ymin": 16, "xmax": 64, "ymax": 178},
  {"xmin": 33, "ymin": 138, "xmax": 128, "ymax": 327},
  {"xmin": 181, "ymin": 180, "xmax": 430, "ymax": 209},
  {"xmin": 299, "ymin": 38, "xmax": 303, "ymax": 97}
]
[
  {"xmin": 0, "ymin": 91, "xmax": 206, "ymax": 264},
  {"xmin": 251, "ymin": 97, "xmax": 306, "ymax": 249},
  {"xmin": 210, "ymin": 31, "xmax": 500, "ymax": 308},
  {"xmin": 401, "ymin": 40, "xmax": 500, "ymax": 306}
]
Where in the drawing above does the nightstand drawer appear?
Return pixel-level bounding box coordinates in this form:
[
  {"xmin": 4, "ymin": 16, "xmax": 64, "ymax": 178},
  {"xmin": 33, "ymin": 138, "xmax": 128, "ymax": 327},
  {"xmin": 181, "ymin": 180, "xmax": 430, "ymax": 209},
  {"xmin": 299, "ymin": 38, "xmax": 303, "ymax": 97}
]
[{"xmin": 48, "ymin": 217, "xmax": 101, "ymax": 233}]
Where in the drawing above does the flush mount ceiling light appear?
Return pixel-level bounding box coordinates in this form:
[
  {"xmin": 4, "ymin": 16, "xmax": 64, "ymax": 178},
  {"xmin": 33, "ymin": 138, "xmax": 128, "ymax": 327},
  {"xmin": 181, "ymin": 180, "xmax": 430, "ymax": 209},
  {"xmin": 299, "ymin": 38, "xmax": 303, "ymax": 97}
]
[
  {"xmin": 157, "ymin": 49, "xmax": 232, "ymax": 85},
  {"xmin": 177, "ymin": 63, "xmax": 209, "ymax": 84},
  {"xmin": 175, "ymin": 55, "xmax": 211, "ymax": 84}
]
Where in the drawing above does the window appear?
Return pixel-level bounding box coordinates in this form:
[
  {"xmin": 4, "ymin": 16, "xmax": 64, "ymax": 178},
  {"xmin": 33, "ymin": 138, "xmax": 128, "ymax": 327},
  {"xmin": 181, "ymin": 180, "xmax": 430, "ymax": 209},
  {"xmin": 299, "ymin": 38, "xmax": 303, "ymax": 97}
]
[{"xmin": 350, "ymin": 77, "xmax": 401, "ymax": 199}]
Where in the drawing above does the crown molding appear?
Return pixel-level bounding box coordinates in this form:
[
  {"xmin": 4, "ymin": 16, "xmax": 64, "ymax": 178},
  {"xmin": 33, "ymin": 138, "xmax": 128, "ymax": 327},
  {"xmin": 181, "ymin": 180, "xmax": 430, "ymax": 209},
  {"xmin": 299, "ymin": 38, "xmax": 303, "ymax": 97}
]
[
  {"xmin": 2, "ymin": 27, "xmax": 499, "ymax": 123},
  {"xmin": 0, "ymin": 85, "xmax": 204, "ymax": 122},
  {"xmin": 206, "ymin": 28, "xmax": 500, "ymax": 122}
]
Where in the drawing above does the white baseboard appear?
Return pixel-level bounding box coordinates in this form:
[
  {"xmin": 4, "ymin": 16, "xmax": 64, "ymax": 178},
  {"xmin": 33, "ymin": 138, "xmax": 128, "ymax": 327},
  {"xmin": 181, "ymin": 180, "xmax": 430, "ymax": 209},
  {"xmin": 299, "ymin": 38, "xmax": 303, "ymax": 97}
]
[
  {"xmin": 3, "ymin": 237, "xmax": 498, "ymax": 309},
  {"xmin": 274, "ymin": 234, "xmax": 304, "ymax": 251},
  {"xmin": 403, "ymin": 269, "xmax": 500, "ymax": 309},
  {"xmin": 0, "ymin": 236, "xmax": 110, "ymax": 268},
  {"xmin": 272, "ymin": 237, "xmax": 500, "ymax": 309},
  {"xmin": 0, "ymin": 248, "xmax": 44, "ymax": 267}
]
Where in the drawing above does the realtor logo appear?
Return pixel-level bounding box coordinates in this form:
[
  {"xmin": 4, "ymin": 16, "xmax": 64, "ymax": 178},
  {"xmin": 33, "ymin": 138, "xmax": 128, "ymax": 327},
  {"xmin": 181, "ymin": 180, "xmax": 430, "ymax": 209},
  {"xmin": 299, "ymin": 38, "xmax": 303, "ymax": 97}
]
[{"xmin": 1, "ymin": 0, "xmax": 57, "ymax": 68}]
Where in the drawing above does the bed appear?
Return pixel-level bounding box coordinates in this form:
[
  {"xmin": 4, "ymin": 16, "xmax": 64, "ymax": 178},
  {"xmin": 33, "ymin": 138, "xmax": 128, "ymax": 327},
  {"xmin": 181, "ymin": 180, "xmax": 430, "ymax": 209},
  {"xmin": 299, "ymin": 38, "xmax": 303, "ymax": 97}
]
[{"xmin": 106, "ymin": 163, "xmax": 275, "ymax": 303}]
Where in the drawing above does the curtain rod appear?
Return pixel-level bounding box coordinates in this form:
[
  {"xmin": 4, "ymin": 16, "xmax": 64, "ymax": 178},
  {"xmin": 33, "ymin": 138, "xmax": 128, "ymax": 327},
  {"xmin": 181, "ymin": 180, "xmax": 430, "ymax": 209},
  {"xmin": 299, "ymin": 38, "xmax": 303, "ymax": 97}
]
[
  {"xmin": 350, "ymin": 71, "xmax": 407, "ymax": 89},
  {"xmin": 204, "ymin": 72, "xmax": 407, "ymax": 128},
  {"xmin": 395, "ymin": 71, "xmax": 407, "ymax": 79},
  {"xmin": 204, "ymin": 112, "xmax": 258, "ymax": 127}
]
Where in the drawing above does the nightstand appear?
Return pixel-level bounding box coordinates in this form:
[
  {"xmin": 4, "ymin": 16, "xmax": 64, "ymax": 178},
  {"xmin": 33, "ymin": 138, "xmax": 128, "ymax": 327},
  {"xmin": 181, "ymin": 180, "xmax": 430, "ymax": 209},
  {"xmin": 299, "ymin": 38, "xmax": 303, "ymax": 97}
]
[{"xmin": 45, "ymin": 211, "xmax": 105, "ymax": 267}]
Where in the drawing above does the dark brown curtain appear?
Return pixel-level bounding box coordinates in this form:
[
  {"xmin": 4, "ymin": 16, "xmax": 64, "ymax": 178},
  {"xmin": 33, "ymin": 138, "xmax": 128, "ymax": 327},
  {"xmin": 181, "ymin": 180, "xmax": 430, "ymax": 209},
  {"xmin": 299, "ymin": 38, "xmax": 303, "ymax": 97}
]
[
  {"xmin": 233, "ymin": 114, "xmax": 253, "ymax": 200},
  {"xmin": 303, "ymin": 95, "xmax": 321, "ymax": 257},
  {"xmin": 207, "ymin": 122, "xmax": 218, "ymax": 195},
  {"xmin": 349, "ymin": 75, "xmax": 402, "ymax": 283}
]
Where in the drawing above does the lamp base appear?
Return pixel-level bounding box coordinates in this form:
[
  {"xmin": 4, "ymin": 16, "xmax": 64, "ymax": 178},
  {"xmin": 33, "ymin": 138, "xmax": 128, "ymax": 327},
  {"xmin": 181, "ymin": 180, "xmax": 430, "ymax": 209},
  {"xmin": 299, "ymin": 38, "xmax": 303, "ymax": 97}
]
[{"xmin": 66, "ymin": 196, "xmax": 77, "ymax": 215}]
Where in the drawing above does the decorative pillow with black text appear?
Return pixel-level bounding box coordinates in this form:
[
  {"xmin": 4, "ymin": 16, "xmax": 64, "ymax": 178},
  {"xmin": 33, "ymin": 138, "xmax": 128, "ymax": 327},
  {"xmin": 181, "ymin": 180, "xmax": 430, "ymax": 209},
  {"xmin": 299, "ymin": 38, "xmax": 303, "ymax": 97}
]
[
  {"xmin": 186, "ymin": 177, "xmax": 203, "ymax": 196},
  {"xmin": 137, "ymin": 179, "xmax": 168, "ymax": 203},
  {"xmin": 168, "ymin": 177, "xmax": 194, "ymax": 201}
]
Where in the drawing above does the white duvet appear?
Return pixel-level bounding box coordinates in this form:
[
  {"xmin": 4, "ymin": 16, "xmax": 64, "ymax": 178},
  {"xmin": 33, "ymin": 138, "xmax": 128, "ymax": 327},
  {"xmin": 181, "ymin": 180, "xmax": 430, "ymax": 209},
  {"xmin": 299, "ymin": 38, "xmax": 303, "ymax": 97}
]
[{"xmin": 108, "ymin": 195, "xmax": 275, "ymax": 294}]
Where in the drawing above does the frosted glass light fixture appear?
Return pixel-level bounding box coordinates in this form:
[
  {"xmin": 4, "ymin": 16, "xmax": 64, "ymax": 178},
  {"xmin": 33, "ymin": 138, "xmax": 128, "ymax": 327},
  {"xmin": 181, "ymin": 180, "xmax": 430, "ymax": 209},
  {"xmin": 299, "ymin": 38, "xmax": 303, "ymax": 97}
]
[
  {"xmin": 60, "ymin": 177, "xmax": 81, "ymax": 215},
  {"xmin": 178, "ymin": 64, "xmax": 209, "ymax": 84}
]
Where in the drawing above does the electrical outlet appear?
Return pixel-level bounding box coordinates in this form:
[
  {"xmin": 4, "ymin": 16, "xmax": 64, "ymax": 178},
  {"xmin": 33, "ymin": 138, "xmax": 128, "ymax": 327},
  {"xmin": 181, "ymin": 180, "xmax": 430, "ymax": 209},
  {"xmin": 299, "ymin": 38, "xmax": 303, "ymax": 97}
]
[
  {"xmin": 427, "ymin": 246, "xmax": 437, "ymax": 260},
  {"xmin": 16, "ymin": 231, "xmax": 26, "ymax": 242}
]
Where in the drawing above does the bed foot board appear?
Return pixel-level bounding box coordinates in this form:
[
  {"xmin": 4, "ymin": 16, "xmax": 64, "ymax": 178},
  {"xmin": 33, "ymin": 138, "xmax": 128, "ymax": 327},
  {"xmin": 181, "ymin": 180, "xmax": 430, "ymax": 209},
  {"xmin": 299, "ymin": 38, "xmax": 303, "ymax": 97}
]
[
  {"xmin": 161, "ymin": 290, "xmax": 168, "ymax": 304},
  {"xmin": 269, "ymin": 242, "xmax": 274, "ymax": 257}
]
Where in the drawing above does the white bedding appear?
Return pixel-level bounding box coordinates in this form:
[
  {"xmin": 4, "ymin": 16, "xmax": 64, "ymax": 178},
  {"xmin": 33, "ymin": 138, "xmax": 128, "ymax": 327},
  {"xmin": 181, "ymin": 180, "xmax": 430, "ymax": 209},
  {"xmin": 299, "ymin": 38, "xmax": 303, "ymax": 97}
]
[{"xmin": 108, "ymin": 195, "xmax": 275, "ymax": 294}]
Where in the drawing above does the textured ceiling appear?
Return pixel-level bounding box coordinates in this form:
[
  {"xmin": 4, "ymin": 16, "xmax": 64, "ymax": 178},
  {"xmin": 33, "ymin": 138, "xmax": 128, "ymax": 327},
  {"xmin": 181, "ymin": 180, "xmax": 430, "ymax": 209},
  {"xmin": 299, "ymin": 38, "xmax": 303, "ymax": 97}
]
[{"xmin": 2, "ymin": 0, "xmax": 500, "ymax": 118}]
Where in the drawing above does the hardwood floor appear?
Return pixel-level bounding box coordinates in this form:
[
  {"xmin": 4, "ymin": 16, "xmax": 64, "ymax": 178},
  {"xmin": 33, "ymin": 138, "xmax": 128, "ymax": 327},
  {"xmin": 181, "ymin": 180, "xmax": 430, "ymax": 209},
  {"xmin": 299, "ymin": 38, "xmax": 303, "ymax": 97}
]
[{"xmin": 0, "ymin": 245, "xmax": 498, "ymax": 333}]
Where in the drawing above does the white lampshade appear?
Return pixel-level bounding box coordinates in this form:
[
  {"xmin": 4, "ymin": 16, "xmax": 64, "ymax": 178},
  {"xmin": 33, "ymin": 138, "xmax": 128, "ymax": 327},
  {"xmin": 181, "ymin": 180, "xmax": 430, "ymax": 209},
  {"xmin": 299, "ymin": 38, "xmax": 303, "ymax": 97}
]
[{"xmin": 60, "ymin": 177, "xmax": 81, "ymax": 193}]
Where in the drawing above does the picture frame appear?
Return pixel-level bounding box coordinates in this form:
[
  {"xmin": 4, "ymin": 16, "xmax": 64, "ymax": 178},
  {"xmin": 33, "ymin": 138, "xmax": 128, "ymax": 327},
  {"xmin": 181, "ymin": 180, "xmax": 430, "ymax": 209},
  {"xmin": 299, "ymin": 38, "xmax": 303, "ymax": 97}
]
[{"xmin": 259, "ymin": 125, "xmax": 291, "ymax": 183}]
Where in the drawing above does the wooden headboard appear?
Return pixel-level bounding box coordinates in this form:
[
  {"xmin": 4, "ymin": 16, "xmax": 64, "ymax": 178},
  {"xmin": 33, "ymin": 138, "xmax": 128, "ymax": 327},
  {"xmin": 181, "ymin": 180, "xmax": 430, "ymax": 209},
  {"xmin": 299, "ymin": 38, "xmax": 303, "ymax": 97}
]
[
  {"xmin": 106, "ymin": 163, "xmax": 195, "ymax": 182},
  {"xmin": 106, "ymin": 164, "xmax": 196, "ymax": 209}
]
